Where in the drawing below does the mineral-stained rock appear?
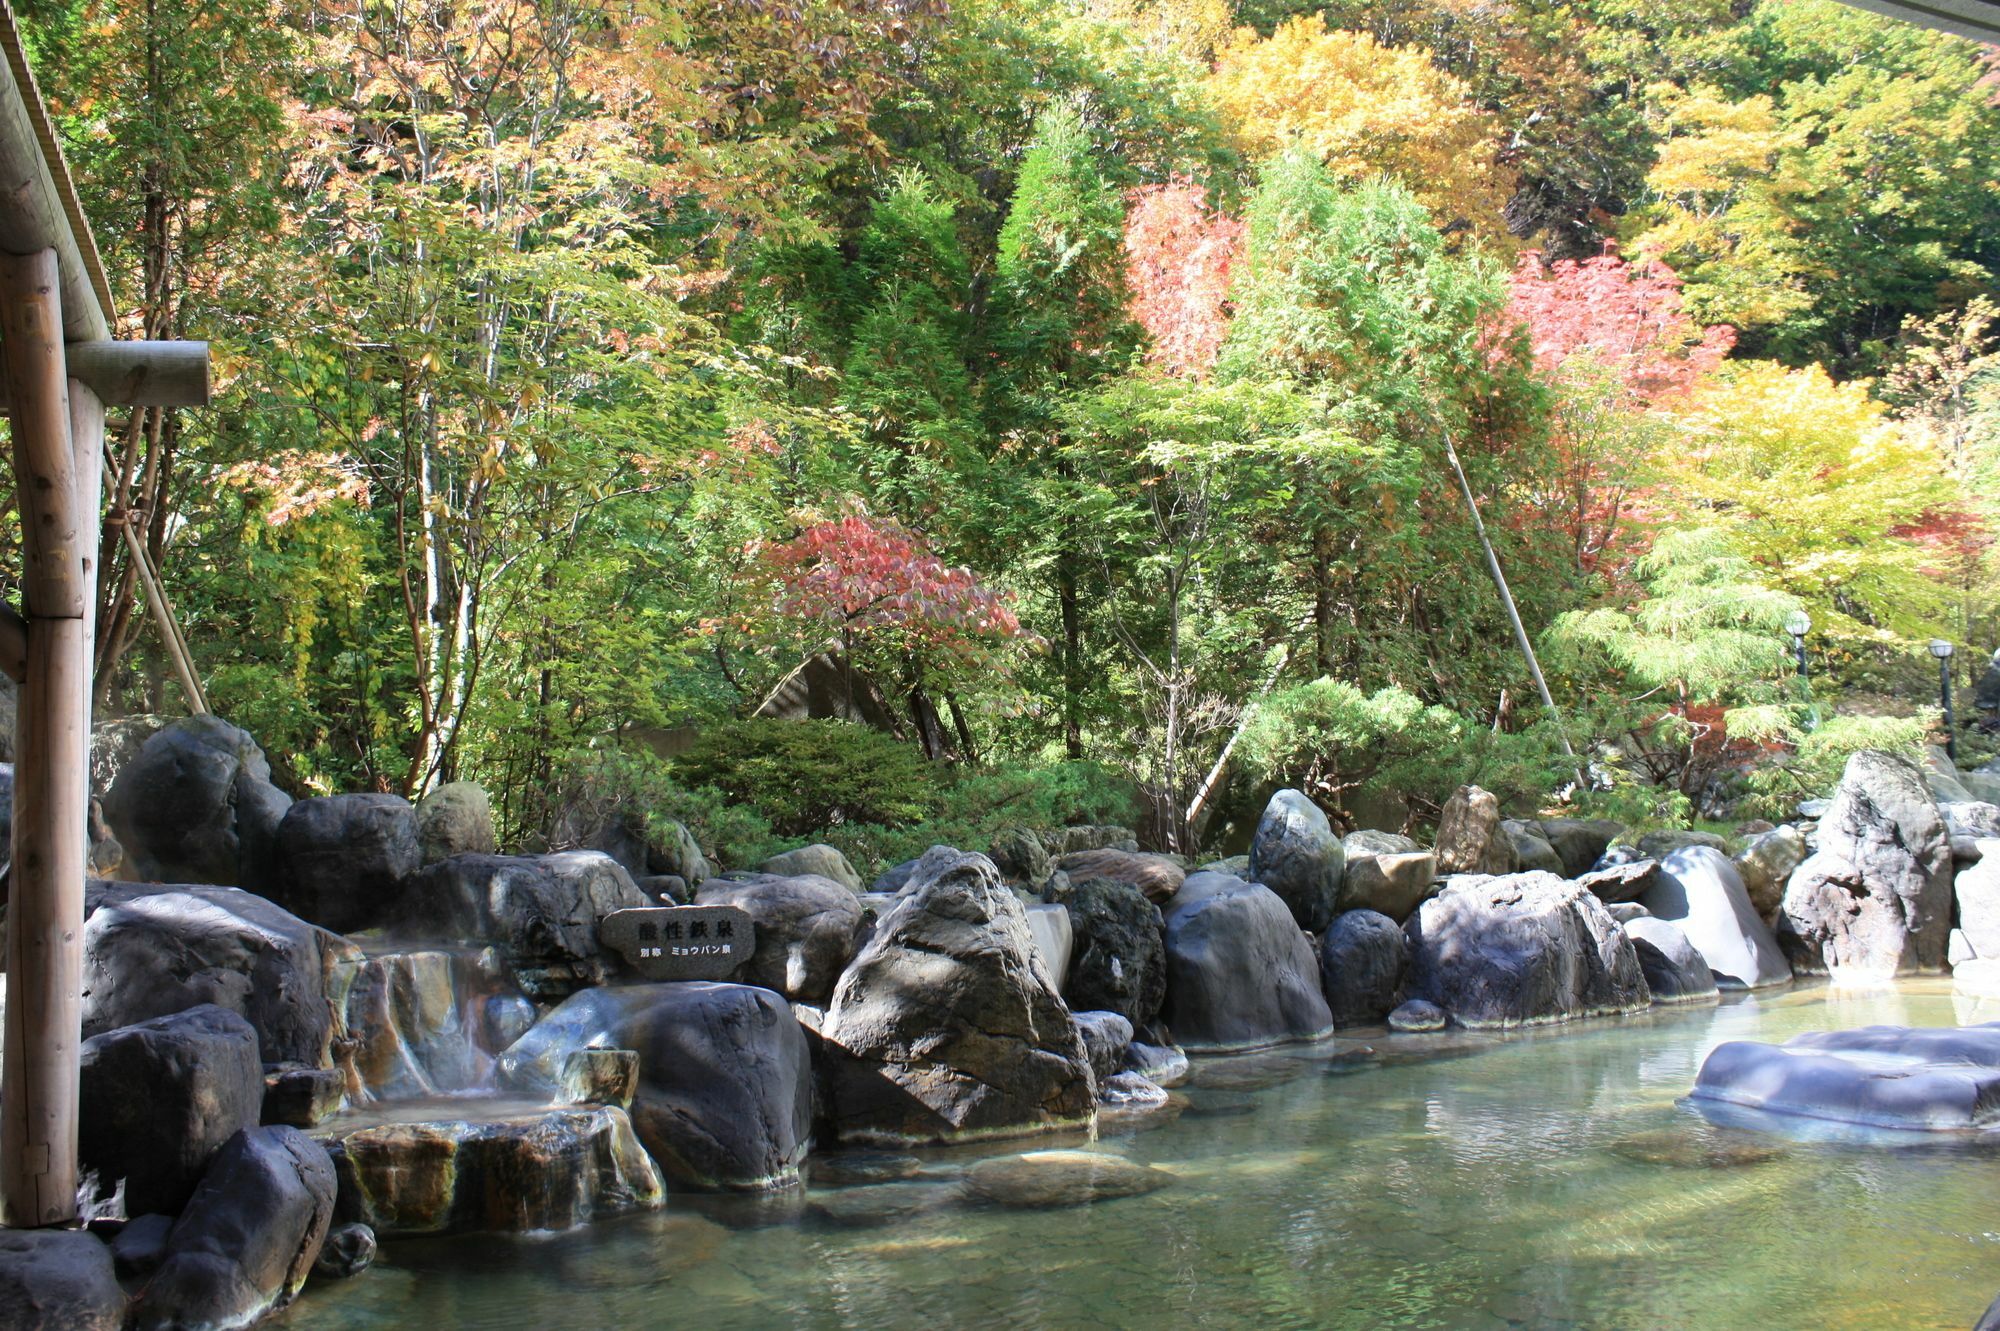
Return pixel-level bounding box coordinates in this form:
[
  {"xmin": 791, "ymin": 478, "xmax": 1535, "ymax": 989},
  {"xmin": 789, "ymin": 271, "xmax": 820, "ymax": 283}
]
[
  {"xmin": 1387, "ymin": 999, "xmax": 1446, "ymax": 1033},
  {"xmin": 416, "ymin": 782, "xmax": 497, "ymax": 863},
  {"xmin": 82, "ymin": 881, "xmax": 350, "ymax": 1068},
  {"xmin": 317, "ymin": 1100, "xmax": 664, "ymax": 1234},
  {"xmin": 1433, "ymin": 786, "xmax": 1516, "ymax": 876},
  {"xmin": 1073, "ymin": 1010, "xmax": 1135, "ymax": 1082},
  {"xmin": 1779, "ymin": 750, "xmax": 1954, "ymax": 978},
  {"xmin": 1733, "ymin": 825, "xmax": 1807, "ymax": 920},
  {"xmin": 1337, "ymin": 850, "xmax": 1436, "ymax": 922},
  {"xmin": 272, "ymin": 793, "xmax": 423, "ymax": 934},
  {"xmin": 1318, "ymin": 909, "xmax": 1408, "ymax": 1027},
  {"xmin": 1247, "ymin": 789, "xmax": 1345, "ymax": 932},
  {"xmin": 0, "ymin": 1231, "xmax": 125, "ymax": 1331},
  {"xmin": 1063, "ymin": 877, "xmax": 1166, "ymax": 1025},
  {"xmin": 759, "ymin": 844, "xmax": 863, "ymax": 893},
  {"xmin": 263, "ymin": 1066, "xmax": 344, "ymax": 1129},
  {"xmin": 962, "ymin": 1150, "xmax": 1173, "ymax": 1208},
  {"xmin": 1162, "ymin": 880, "xmax": 1333, "ymax": 1051},
  {"xmin": 331, "ymin": 947, "xmax": 525, "ymax": 1100},
  {"xmin": 1405, "ymin": 872, "xmax": 1651, "ymax": 1028},
  {"xmin": 132, "ymin": 1127, "xmax": 336, "ymax": 1331},
  {"xmin": 1639, "ymin": 848, "xmax": 1790, "ymax": 991},
  {"xmin": 695, "ymin": 873, "xmax": 864, "ymax": 1003},
  {"xmin": 1690, "ymin": 1023, "xmax": 2000, "ymax": 1132},
  {"xmin": 1056, "ymin": 848, "xmax": 1186, "ymax": 904},
  {"xmin": 1623, "ymin": 916, "xmax": 1719, "ymax": 1004},
  {"xmin": 397, "ymin": 851, "xmax": 651, "ymax": 999},
  {"xmin": 499, "ymin": 982, "xmax": 814, "ymax": 1190},
  {"xmin": 818, "ymin": 849, "xmax": 1095, "ymax": 1144},
  {"xmin": 103, "ymin": 714, "xmax": 291, "ymax": 889},
  {"xmin": 79, "ymin": 1004, "xmax": 264, "ymax": 1216}
]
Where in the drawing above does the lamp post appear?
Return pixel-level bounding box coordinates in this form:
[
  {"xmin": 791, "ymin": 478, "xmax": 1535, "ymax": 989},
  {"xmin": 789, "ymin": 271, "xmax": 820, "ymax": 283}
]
[
  {"xmin": 1930, "ymin": 638, "xmax": 1957, "ymax": 763},
  {"xmin": 1785, "ymin": 610, "xmax": 1811, "ymax": 687}
]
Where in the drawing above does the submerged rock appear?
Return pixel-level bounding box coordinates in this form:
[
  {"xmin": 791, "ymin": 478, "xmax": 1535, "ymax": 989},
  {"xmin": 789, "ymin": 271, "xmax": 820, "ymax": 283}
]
[
  {"xmin": 1162, "ymin": 879, "xmax": 1333, "ymax": 1051},
  {"xmin": 0, "ymin": 1231, "xmax": 125, "ymax": 1331},
  {"xmin": 962, "ymin": 1150, "xmax": 1173, "ymax": 1209},
  {"xmin": 500, "ymin": 982, "xmax": 815, "ymax": 1190},
  {"xmin": 103, "ymin": 714, "xmax": 291, "ymax": 889},
  {"xmin": 1318, "ymin": 909, "xmax": 1407, "ymax": 1028},
  {"xmin": 1124, "ymin": 1040, "xmax": 1190, "ymax": 1088},
  {"xmin": 1690, "ymin": 1023, "xmax": 2000, "ymax": 1132},
  {"xmin": 132, "ymin": 1127, "xmax": 336, "ymax": 1331},
  {"xmin": 1639, "ymin": 848, "xmax": 1790, "ymax": 991},
  {"xmin": 318, "ymin": 1100, "xmax": 664, "ymax": 1235},
  {"xmin": 1404, "ymin": 872, "xmax": 1650, "ymax": 1028},
  {"xmin": 819, "ymin": 849, "xmax": 1094, "ymax": 1144},
  {"xmin": 1247, "ymin": 789, "xmax": 1345, "ymax": 932},
  {"xmin": 1779, "ymin": 750, "xmax": 1953, "ymax": 978},
  {"xmin": 313, "ymin": 1223, "xmax": 377, "ymax": 1280},
  {"xmin": 1063, "ymin": 876, "xmax": 1167, "ymax": 1025},
  {"xmin": 695, "ymin": 873, "xmax": 864, "ymax": 1003}
]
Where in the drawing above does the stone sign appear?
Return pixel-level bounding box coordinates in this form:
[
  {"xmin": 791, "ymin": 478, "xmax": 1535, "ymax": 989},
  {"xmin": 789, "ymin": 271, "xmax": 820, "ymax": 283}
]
[{"xmin": 600, "ymin": 906, "xmax": 754, "ymax": 981}]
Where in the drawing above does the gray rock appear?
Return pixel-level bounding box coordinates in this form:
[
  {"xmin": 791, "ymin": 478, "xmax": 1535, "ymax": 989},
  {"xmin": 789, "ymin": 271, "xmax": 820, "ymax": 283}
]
[
  {"xmin": 1433, "ymin": 786, "xmax": 1515, "ymax": 876},
  {"xmin": 1955, "ymin": 840, "xmax": 2000, "ymax": 961},
  {"xmin": 1942, "ymin": 801, "xmax": 2000, "ymax": 841},
  {"xmin": 313, "ymin": 1223, "xmax": 376, "ymax": 1279},
  {"xmin": 1576, "ymin": 857, "xmax": 1662, "ymax": 904},
  {"xmin": 694, "ymin": 873, "xmax": 864, "ymax": 1003},
  {"xmin": 90, "ymin": 713, "xmax": 165, "ymax": 801},
  {"xmin": 1337, "ymin": 849, "xmax": 1436, "ymax": 922},
  {"xmin": 871, "ymin": 857, "xmax": 923, "ymax": 894},
  {"xmin": 637, "ymin": 873, "xmax": 689, "ymax": 904},
  {"xmin": 1046, "ymin": 826, "xmax": 1138, "ymax": 856},
  {"xmin": 653, "ymin": 821, "xmax": 710, "ymax": 887},
  {"xmin": 1387, "ymin": 999, "xmax": 1447, "ymax": 1033},
  {"xmin": 109, "ymin": 1213, "xmax": 174, "ymax": 1282},
  {"xmin": 1641, "ymin": 847, "xmax": 1790, "ymax": 990},
  {"xmin": 819, "ymin": 849, "xmax": 1094, "ymax": 1144},
  {"xmin": 1097, "ymin": 1071, "xmax": 1171, "ymax": 1114},
  {"xmin": 1405, "ymin": 872, "xmax": 1651, "ymax": 1028},
  {"xmin": 1123, "ymin": 1041, "xmax": 1189, "ymax": 1088},
  {"xmin": 1535, "ymin": 818, "xmax": 1624, "ymax": 878},
  {"xmin": 500, "ymin": 981, "xmax": 813, "ymax": 1190},
  {"xmin": 1925, "ymin": 747, "xmax": 1974, "ymax": 804},
  {"xmin": 1162, "ymin": 880, "xmax": 1332, "ymax": 1051},
  {"xmin": 272, "ymin": 793, "xmax": 422, "ymax": 934},
  {"xmin": 1779, "ymin": 750, "xmax": 1953, "ymax": 978},
  {"xmin": 987, "ymin": 827, "xmax": 1054, "ymax": 892},
  {"xmin": 132, "ymin": 1127, "xmax": 336, "ymax": 1331},
  {"xmin": 1318, "ymin": 909, "xmax": 1407, "ymax": 1027},
  {"xmin": 80, "ymin": 1005, "xmax": 264, "ymax": 1216},
  {"xmin": 759, "ymin": 844, "xmax": 862, "ymax": 893},
  {"xmin": 398, "ymin": 852, "xmax": 651, "ymax": 1000},
  {"xmin": 1074, "ymin": 1010, "xmax": 1135, "ymax": 1082},
  {"xmin": 103, "ymin": 715, "xmax": 291, "ymax": 889},
  {"xmin": 82, "ymin": 881, "xmax": 349, "ymax": 1068},
  {"xmin": 1603, "ymin": 901, "xmax": 1651, "ymax": 923},
  {"xmin": 1690, "ymin": 1023, "xmax": 2000, "ymax": 1131},
  {"xmin": 1025, "ymin": 902, "xmax": 1074, "ymax": 991},
  {"xmin": 416, "ymin": 782, "xmax": 497, "ymax": 862},
  {"xmin": 1733, "ymin": 825, "xmax": 1807, "ymax": 920},
  {"xmin": 1342, "ymin": 829, "xmax": 1419, "ymax": 857},
  {"xmin": 1623, "ymin": 917, "xmax": 1719, "ymax": 1004},
  {"xmin": 0, "ymin": 1230, "xmax": 125, "ymax": 1331},
  {"xmin": 1247, "ymin": 789, "xmax": 1345, "ymax": 932},
  {"xmin": 1198, "ymin": 855, "xmax": 1251, "ymax": 879},
  {"xmin": 1952, "ymin": 927, "xmax": 1978, "ymax": 968},
  {"xmin": 1056, "ymin": 848, "xmax": 1185, "ymax": 904},
  {"xmin": 1797, "ymin": 798, "xmax": 1831, "ymax": 819},
  {"xmin": 1965, "ymin": 772, "xmax": 2000, "ymax": 806},
  {"xmin": 1637, "ymin": 829, "xmax": 1731, "ymax": 859},
  {"xmin": 1063, "ymin": 877, "xmax": 1166, "ymax": 1025},
  {"xmin": 1503, "ymin": 820, "xmax": 1566, "ymax": 875}
]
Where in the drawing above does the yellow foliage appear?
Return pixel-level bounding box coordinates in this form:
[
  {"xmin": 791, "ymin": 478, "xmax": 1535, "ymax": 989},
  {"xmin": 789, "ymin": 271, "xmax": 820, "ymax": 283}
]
[
  {"xmin": 1085, "ymin": 0, "xmax": 1234, "ymax": 63},
  {"xmin": 1206, "ymin": 16, "xmax": 1516, "ymax": 247}
]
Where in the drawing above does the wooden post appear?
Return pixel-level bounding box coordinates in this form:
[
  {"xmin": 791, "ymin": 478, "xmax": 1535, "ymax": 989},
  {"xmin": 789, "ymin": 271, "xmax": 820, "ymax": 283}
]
[{"xmin": 0, "ymin": 247, "xmax": 88, "ymax": 1227}]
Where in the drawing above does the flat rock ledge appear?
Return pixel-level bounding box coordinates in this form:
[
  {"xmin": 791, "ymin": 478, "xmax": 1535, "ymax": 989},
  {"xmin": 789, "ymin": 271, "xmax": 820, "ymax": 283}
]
[{"xmin": 1689, "ymin": 1023, "xmax": 2000, "ymax": 1133}]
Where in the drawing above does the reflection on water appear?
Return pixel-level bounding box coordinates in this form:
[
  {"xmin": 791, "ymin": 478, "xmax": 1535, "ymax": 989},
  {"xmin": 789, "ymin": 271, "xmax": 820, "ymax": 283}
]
[{"xmin": 283, "ymin": 979, "xmax": 2000, "ymax": 1331}]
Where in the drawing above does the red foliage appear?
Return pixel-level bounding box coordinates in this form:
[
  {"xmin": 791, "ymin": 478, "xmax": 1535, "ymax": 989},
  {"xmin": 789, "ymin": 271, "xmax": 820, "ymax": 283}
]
[
  {"xmin": 761, "ymin": 513, "xmax": 1020, "ymax": 662},
  {"xmin": 1890, "ymin": 503, "xmax": 1994, "ymax": 578},
  {"xmin": 1504, "ymin": 244, "xmax": 1734, "ymax": 401},
  {"xmin": 1123, "ymin": 180, "xmax": 1242, "ymax": 379}
]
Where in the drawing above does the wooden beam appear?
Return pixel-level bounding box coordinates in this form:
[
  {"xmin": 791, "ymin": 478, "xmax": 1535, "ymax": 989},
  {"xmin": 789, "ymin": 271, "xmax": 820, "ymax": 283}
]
[
  {"xmin": 0, "ymin": 247, "xmax": 87, "ymax": 1228},
  {"xmin": 38, "ymin": 341, "xmax": 207, "ymax": 409},
  {"xmin": 0, "ymin": 23, "xmax": 107, "ymax": 343}
]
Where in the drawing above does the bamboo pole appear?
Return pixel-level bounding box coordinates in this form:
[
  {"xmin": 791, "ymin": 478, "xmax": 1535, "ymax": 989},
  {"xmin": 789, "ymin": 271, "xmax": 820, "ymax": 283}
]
[{"xmin": 0, "ymin": 247, "xmax": 87, "ymax": 1227}]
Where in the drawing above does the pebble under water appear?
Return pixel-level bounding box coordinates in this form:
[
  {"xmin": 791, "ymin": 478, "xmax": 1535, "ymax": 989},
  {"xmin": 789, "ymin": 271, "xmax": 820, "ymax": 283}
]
[{"xmin": 283, "ymin": 980, "xmax": 2000, "ymax": 1331}]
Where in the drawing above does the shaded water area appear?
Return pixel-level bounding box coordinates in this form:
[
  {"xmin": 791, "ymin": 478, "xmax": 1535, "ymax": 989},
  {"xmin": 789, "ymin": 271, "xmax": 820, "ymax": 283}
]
[{"xmin": 285, "ymin": 980, "xmax": 2000, "ymax": 1330}]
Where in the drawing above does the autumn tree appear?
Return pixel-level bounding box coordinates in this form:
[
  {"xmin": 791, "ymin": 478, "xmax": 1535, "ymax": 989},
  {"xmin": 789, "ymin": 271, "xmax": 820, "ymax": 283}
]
[{"xmin": 1122, "ymin": 180, "xmax": 1242, "ymax": 380}]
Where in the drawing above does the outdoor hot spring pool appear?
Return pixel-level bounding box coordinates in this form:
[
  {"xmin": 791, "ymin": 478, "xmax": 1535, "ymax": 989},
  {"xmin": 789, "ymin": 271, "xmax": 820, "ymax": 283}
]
[{"xmin": 284, "ymin": 980, "xmax": 2000, "ymax": 1331}]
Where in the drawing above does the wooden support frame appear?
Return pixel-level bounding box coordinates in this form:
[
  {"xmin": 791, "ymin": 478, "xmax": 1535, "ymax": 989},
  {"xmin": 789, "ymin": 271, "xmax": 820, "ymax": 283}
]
[{"xmin": 0, "ymin": 340, "xmax": 207, "ymax": 411}]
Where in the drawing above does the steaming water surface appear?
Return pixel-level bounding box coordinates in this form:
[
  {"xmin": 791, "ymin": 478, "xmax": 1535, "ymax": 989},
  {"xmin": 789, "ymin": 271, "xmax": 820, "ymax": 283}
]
[{"xmin": 283, "ymin": 980, "xmax": 2000, "ymax": 1331}]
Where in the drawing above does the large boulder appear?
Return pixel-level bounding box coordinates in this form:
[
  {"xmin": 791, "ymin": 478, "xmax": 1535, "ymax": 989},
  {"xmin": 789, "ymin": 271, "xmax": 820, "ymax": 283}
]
[
  {"xmin": 82, "ymin": 881, "xmax": 349, "ymax": 1068},
  {"xmin": 1338, "ymin": 848, "xmax": 1436, "ymax": 922},
  {"xmin": 1247, "ymin": 789, "xmax": 1345, "ymax": 932},
  {"xmin": 818, "ymin": 849, "xmax": 1095, "ymax": 1144},
  {"xmin": 1779, "ymin": 750, "xmax": 1954, "ymax": 978},
  {"xmin": 1733, "ymin": 825, "xmax": 1806, "ymax": 920},
  {"xmin": 80, "ymin": 1005, "xmax": 264, "ymax": 1216},
  {"xmin": 1623, "ymin": 916, "xmax": 1719, "ymax": 1004},
  {"xmin": 1318, "ymin": 909, "xmax": 1407, "ymax": 1027},
  {"xmin": 1502, "ymin": 820, "xmax": 1566, "ymax": 876},
  {"xmin": 1342, "ymin": 830, "xmax": 1419, "ymax": 858},
  {"xmin": 1063, "ymin": 877, "xmax": 1167, "ymax": 1026},
  {"xmin": 1535, "ymin": 818, "xmax": 1623, "ymax": 878},
  {"xmin": 1690, "ymin": 1023, "xmax": 2000, "ymax": 1133},
  {"xmin": 1954, "ymin": 841, "xmax": 2000, "ymax": 961},
  {"xmin": 1056, "ymin": 848, "xmax": 1186, "ymax": 904},
  {"xmin": 759, "ymin": 844, "xmax": 863, "ymax": 893},
  {"xmin": 987, "ymin": 827, "xmax": 1054, "ymax": 893},
  {"xmin": 131, "ymin": 1127, "xmax": 336, "ymax": 1331},
  {"xmin": 0, "ymin": 1231, "xmax": 126, "ymax": 1331},
  {"xmin": 103, "ymin": 715, "xmax": 291, "ymax": 888},
  {"xmin": 501, "ymin": 982, "xmax": 813, "ymax": 1189},
  {"xmin": 1576, "ymin": 857, "xmax": 1663, "ymax": 904},
  {"xmin": 1046, "ymin": 826, "xmax": 1138, "ymax": 856},
  {"xmin": 397, "ymin": 851, "xmax": 650, "ymax": 999},
  {"xmin": 318, "ymin": 1102, "xmax": 663, "ymax": 1234},
  {"xmin": 415, "ymin": 782, "xmax": 497, "ymax": 862},
  {"xmin": 1433, "ymin": 786, "xmax": 1516, "ymax": 876},
  {"xmin": 1404, "ymin": 872, "xmax": 1651, "ymax": 1028},
  {"xmin": 272, "ymin": 794, "xmax": 422, "ymax": 934},
  {"xmin": 1636, "ymin": 829, "xmax": 1730, "ymax": 860},
  {"xmin": 1639, "ymin": 847, "xmax": 1790, "ymax": 991},
  {"xmin": 1161, "ymin": 879, "xmax": 1333, "ymax": 1051},
  {"xmin": 694, "ymin": 872, "xmax": 864, "ymax": 1003}
]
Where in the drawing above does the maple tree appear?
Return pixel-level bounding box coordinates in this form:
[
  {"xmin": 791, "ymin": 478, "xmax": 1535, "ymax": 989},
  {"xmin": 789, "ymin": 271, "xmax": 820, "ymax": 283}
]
[{"xmin": 1122, "ymin": 180, "xmax": 1241, "ymax": 380}]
